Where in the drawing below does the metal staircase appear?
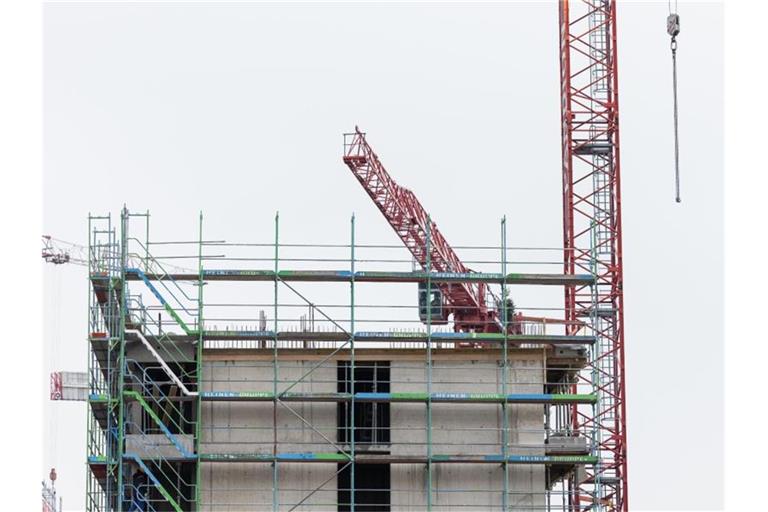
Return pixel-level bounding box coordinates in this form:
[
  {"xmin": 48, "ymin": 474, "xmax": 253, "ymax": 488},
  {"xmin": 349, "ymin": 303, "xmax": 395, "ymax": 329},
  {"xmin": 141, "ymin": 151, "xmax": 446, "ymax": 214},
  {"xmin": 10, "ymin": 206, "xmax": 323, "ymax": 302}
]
[{"xmin": 87, "ymin": 210, "xmax": 200, "ymax": 512}]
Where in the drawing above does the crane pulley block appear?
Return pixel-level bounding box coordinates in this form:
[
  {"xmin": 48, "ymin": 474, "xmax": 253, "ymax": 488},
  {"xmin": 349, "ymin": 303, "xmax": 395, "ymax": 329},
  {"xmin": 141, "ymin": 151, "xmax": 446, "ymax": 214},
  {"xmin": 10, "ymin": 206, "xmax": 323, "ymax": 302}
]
[{"xmin": 667, "ymin": 13, "xmax": 680, "ymax": 37}]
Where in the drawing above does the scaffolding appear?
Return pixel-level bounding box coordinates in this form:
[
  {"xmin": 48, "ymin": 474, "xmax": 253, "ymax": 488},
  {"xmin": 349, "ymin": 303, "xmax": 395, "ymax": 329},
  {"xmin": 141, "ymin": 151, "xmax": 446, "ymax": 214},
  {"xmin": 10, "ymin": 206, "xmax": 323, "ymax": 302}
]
[{"xmin": 85, "ymin": 207, "xmax": 604, "ymax": 511}]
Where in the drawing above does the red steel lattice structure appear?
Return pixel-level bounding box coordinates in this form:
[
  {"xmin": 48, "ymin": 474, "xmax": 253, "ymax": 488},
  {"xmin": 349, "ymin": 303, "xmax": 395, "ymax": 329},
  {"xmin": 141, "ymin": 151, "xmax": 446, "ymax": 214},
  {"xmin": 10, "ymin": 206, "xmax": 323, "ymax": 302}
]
[
  {"xmin": 343, "ymin": 127, "xmax": 499, "ymax": 333},
  {"xmin": 559, "ymin": 0, "xmax": 628, "ymax": 510}
]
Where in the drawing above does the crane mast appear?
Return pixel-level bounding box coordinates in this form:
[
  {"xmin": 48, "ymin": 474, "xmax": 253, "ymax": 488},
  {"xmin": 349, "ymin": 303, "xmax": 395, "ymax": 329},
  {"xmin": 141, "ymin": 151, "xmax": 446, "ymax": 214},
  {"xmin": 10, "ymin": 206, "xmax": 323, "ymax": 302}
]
[
  {"xmin": 559, "ymin": 0, "xmax": 628, "ymax": 510},
  {"xmin": 343, "ymin": 127, "xmax": 500, "ymax": 333}
]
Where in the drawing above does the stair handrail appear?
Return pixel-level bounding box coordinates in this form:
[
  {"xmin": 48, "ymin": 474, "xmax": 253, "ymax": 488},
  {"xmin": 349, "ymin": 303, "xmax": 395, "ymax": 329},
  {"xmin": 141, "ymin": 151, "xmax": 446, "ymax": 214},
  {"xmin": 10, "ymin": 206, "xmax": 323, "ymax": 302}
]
[
  {"xmin": 123, "ymin": 427, "xmax": 196, "ymax": 503},
  {"xmin": 126, "ymin": 306, "xmax": 197, "ymax": 368},
  {"xmin": 123, "ymin": 393, "xmax": 194, "ymax": 459},
  {"xmin": 126, "ymin": 269, "xmax": 197, "ymax": 335},
  {"xmin": 125, "ymin": 330, "xmax": 198, "ymax": 397},
  {"xmin": 124, "ymin": 453, "xmax": 184, "ymax": 512},
  {"xmin": 127, "ymin": 237, "xmax": 198, "ymax": 302},
  {"xmin": 124, "ymin": 362, "xmax": 195, "ymax": 441}
]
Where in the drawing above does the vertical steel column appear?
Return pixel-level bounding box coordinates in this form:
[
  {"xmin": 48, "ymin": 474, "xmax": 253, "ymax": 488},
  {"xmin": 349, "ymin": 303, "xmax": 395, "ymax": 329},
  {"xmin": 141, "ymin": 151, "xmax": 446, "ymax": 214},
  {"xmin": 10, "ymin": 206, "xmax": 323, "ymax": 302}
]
[
  {"xmin": 425, "ymin": 216, "xmax": 433, "ymax": 511},
  {"xmin": 145, "ymin": 210, "xmax": 150, "ymax": 271},
  {"xmin": 195, "ymin": 212, "xmax": 204, "ymax": 510},
  {"xmin": 107, "ymin": 213, "xmax": 115, "ymax": 510},
  {"xmin": 559, "ymin": 1, "xmax": 628, "ymax": 510},
  {"xmin": 85, "ymin": 214, "xmax": 102, "ymax": 511},
  {"xmin": 500, "ymin": 217, "xmax": 509, "ymax": 511},
  {"xmin": 349, "ymin": 214, "xmax": 356, "ymax": 512},
  {"xmin": 273, "ymin": 212, "xmax": 280, "ymax": 511},
  {"xmin": 588, "ymin": 221, "xmax": 602, "ymax": 510},
  {"xmin": 117, "ymin": 207, "xmax": 128, "ymax": 511},
  {"xmin": 85, "ymin": 214, "xmax": 92, "ymax": 511}
]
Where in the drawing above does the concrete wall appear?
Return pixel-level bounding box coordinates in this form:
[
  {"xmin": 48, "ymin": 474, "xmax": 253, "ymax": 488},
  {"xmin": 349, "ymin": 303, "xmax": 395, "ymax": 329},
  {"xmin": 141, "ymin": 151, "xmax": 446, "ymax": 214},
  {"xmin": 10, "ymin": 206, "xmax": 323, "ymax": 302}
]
[
  {"xmin": 200, "ymin": 353, "xmax": 545, "ymax": 511},
  {"xmin": 390, "ymin": 354, "xmax": 545, "ymax": 510},
  {"xmin": 201, "ymin": 361, "xmax": 337, "ymax": 454},
  {"xmin": 200, "ymin": 463, "xmax": 339, "ymax": 512},
  {"xmin": 201, "ymin": 360, "xmax": 338, "ymax": 511}
]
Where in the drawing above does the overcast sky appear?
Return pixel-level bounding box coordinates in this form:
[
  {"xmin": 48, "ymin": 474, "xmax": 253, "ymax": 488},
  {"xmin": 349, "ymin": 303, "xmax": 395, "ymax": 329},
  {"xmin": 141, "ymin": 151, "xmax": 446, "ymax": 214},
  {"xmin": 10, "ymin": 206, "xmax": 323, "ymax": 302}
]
[{"xmin": 43, "ymin": 2, "xmax": 723, "ymax": 510}]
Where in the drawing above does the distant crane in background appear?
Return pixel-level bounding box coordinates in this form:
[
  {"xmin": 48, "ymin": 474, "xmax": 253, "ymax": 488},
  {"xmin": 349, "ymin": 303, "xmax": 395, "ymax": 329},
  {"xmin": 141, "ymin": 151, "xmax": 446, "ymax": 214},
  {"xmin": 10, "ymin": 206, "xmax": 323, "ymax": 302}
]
[
  {"xmin": 42, "ymin": 468, "xmax": 62, "ymax": 512},
  {"xmin": 42, "ymin": 235, "xmax": 90, "ymax": 400},
  {"xmin": 42, "ymin": 235, "xmax": 87, "ymax": 266}
]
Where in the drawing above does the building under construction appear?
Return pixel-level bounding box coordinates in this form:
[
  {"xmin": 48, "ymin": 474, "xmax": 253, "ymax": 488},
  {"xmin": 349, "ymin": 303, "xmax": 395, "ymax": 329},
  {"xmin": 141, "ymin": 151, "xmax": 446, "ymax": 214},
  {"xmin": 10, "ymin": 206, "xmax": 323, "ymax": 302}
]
[{"xmin": 83, "ymin": 2, "xmax": 628, "ymax": 511}]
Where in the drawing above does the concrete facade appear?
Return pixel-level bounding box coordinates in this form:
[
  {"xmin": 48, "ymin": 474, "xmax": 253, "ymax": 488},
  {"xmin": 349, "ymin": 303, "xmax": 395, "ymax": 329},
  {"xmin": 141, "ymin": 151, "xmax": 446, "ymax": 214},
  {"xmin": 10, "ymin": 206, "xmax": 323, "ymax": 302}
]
[{"xmin": 199, "ymin": 351, "xmax": 546, "ymax": 511}]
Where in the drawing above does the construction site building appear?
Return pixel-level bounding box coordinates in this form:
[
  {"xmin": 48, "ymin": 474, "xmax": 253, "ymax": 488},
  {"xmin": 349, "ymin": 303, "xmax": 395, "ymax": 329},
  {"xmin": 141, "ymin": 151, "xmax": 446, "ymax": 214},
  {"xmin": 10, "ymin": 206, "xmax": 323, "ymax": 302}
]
[{"xmin": 85, "ymin": 208, "xmax": 601, "ymax": 511}]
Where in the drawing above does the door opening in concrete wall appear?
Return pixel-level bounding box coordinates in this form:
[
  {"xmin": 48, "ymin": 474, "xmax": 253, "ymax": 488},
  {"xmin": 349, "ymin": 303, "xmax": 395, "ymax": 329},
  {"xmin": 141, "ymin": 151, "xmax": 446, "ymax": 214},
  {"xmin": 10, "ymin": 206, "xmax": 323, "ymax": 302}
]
[
  {"xmin": 337, "ymin": 361, "xmax": 390, "ymax": 445},
  {"xmin": 337, "ymin": 463, "xmax": 390, "ymax": 511}
]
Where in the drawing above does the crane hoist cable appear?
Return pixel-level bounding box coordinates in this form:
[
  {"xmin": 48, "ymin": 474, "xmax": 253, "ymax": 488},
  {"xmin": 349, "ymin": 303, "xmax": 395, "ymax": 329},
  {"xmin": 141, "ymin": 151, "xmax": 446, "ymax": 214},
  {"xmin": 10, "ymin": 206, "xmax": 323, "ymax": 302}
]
[{"xmin": 667, "ymin": 3, "xmax": 681, "ymax": 203}]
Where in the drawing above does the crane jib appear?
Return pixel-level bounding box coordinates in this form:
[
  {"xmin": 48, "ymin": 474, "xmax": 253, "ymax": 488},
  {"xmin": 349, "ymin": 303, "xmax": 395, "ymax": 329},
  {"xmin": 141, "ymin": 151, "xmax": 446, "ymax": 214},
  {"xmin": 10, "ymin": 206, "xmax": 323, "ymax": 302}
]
[{"xmin": 342, "ymin": 128, "xmax": 502, "ymax": 333}]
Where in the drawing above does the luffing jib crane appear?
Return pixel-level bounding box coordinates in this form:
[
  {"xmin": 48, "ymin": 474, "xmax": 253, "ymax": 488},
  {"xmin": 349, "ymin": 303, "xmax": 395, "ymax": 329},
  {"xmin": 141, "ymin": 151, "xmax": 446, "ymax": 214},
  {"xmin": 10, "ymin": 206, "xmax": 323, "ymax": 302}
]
[{"xmin": 343, "ymin": 127, "xmax": 509, "ymax": 334}]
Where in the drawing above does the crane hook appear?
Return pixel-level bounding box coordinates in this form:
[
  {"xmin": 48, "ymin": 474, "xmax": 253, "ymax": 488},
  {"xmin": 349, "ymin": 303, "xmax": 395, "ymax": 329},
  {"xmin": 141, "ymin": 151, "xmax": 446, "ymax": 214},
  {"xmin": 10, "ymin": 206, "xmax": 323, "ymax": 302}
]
[{"xmin": 667, "ymin": 12, "xmax": 681, "ymax": 203}]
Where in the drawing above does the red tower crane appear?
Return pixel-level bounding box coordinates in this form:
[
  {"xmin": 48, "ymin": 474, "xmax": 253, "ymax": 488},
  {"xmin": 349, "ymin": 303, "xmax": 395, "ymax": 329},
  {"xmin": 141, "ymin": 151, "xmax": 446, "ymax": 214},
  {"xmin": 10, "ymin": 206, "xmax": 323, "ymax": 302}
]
[
  {"xmin": 559, "ymin": 1, "xmax": 628, "ymax": 510},
  {"xmin": 343, "ymin": 127, "xmax": 503, "ymax": 334}
]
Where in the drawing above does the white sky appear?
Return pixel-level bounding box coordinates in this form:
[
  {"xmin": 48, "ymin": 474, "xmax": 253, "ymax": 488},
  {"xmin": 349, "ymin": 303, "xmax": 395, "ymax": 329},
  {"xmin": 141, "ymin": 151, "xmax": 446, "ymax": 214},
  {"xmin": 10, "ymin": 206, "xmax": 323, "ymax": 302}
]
[{"xmin": 43, "ymin": 1, "xmax": 723, "ymax": 510}]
